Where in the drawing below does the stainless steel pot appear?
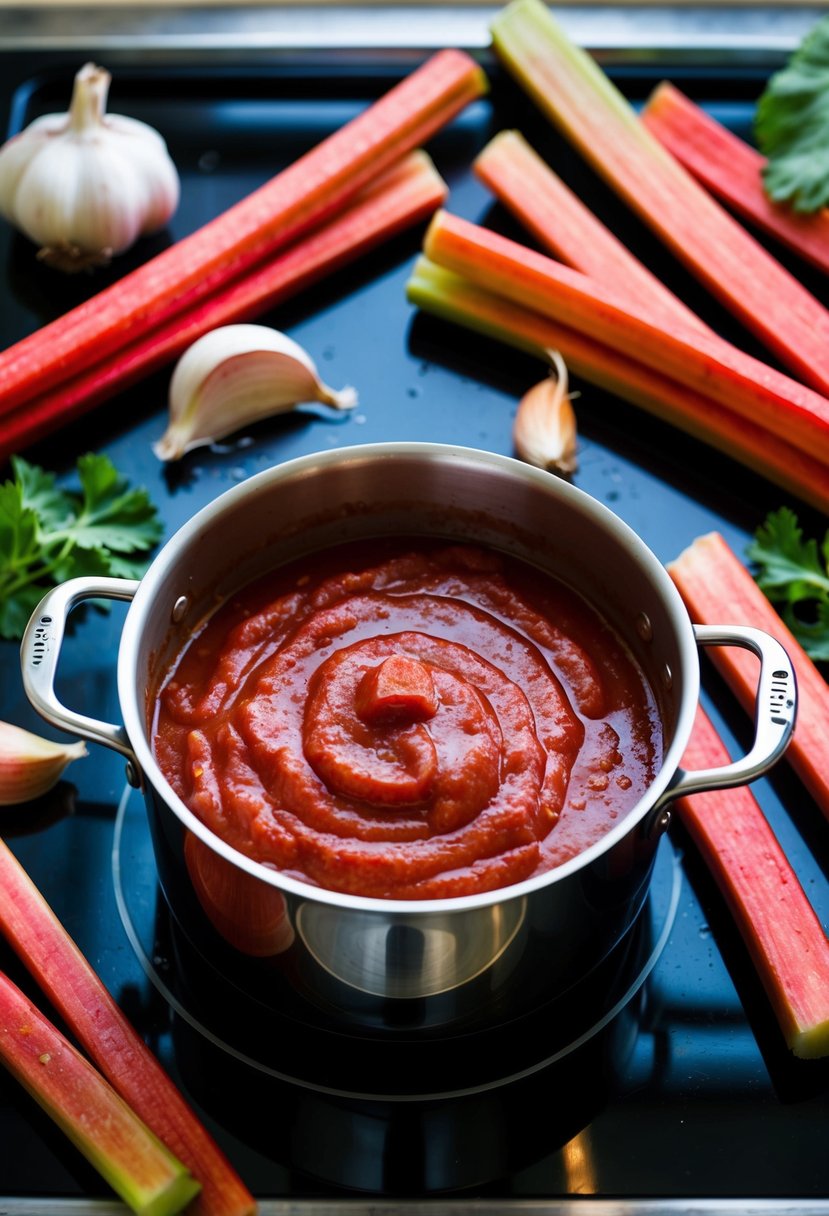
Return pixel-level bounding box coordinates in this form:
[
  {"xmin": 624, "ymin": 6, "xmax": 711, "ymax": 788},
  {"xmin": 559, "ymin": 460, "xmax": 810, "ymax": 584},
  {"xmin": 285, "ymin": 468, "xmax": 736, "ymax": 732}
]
[{"xmin": 21, "ymin": 443, "xmax": 796, "ymax": 1035}]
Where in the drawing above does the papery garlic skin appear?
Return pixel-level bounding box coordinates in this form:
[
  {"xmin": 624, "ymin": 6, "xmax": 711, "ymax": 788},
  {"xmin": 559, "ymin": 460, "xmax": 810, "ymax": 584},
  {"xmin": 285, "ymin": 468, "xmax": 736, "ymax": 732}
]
[
  {"xmin": 155, "ymin": 324, "xmax": 358, "ymax": 461},
  {"xmin": 0, "ymin": 62, "xmax": 180, "ymax": 272},
  {"xmin": 0, "ymin": 721, "xmax": 87, "ymax": 806},
  {"xmin": 513, "ymin": 350, "xmax": 578, "ymax": 476}
]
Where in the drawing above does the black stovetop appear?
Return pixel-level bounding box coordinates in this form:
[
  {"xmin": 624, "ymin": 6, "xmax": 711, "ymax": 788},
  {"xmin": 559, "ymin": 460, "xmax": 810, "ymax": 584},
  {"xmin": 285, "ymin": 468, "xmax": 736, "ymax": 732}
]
[{"xmin": 0, "ymin": 42, "xmax": 827, "ymax": 1210}]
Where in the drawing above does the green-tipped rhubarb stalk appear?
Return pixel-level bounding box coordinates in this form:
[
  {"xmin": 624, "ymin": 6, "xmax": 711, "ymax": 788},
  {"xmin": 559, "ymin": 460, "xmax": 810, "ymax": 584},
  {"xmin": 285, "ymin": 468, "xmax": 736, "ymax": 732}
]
[
  {"xmin": 406, "ymin": 257, "xmax": 829, "ymax": 513},
  {"xmin": 421, "ymin": 210, "xmax": 829, "ymax": 466},
  {"xmin": 0, "ymin": 838, "xmax": 256, "ymax": 1216},
  {"xmin": 0, "ymin": 970, "xmax": 200, "ymax": 1215},
  {"xmin": 490, "ymin": 0, "xmax": 829, "ymax": 395}
]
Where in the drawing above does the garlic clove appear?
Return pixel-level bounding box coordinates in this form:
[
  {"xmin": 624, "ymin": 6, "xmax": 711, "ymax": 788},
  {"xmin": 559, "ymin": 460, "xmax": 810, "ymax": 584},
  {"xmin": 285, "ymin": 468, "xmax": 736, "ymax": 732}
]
[
  {"xmin": 0, "ymin": 721, "xmax": 87, "ymax": 806},
  {"xmin": 0, "ymin": 62, "xmax": 180, "ymax": 273},
  {"xmin": 154, "ymin": 323, "xmax": 358, "ymax": 461},
  {"xmin": 513, "ymin": 350, "xmax": 578, "ymax": 476}
]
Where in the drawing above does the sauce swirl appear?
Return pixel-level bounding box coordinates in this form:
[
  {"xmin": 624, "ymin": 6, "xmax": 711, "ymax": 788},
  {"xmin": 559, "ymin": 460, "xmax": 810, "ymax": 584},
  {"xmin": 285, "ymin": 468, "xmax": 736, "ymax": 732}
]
[{"xmin": 154, "ymin": 542, "xmax": 661, "ymax": 899}]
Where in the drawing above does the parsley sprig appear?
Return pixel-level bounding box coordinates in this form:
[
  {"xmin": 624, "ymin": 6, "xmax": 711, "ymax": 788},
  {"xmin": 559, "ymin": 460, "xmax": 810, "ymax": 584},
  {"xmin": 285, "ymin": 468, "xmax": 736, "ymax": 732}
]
[
  {"xmin": 747, "ymin": 507, "xmax": 829, "ymax": 662},
  {"xmin": 756, "ymin": 14, "xmax": 829, "ymax": 213},
  {"xmin": 0, "ymin": 453, "xmax": 162, "ymax": 640}
]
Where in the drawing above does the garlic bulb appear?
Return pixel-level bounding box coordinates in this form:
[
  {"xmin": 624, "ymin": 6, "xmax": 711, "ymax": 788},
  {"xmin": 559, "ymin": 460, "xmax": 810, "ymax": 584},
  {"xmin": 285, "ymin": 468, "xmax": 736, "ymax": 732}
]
[
  {"xmin": 513, "ymin": 350, "xmax": 578, "ymax": 476},
  {"xmin": 0, "ymin": 62, "xmax": 180, "ymax": 272},
  {"xmin": 154, "ymin": 324, "xmax": 358, "ymax": 461},
  {"xmin": 0, "ymin": 721, "xmax": 87, "ymax": 805}
]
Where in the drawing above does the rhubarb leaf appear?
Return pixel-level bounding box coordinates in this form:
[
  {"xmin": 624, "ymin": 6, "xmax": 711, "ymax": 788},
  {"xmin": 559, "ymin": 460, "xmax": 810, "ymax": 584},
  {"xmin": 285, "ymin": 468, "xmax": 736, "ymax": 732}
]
[
  {"xmin": 747, "ymin": 507, "xmax": 829, "ymax": 661},
  {"xmin": 756, "ymin": 15, "xmax": 829, "ymax": 212},
  {"xmin": 0, "ymin": 454, "xmax": 162, "ymax": 641}
]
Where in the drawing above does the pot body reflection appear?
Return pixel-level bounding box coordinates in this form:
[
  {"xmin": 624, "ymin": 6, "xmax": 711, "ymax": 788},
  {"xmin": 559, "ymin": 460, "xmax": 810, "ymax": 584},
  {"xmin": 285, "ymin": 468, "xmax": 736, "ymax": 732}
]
[
  {"xmin": 145, "ymin": 774, "xmax": 657, "ymax": 1032},
  {"xmin": 21, "ymin": 443, "xmax": 795, "ymax": 1035},
  {"xmin": 128, "ymin": 442, "xmax": 687, "ymax": 1034}
]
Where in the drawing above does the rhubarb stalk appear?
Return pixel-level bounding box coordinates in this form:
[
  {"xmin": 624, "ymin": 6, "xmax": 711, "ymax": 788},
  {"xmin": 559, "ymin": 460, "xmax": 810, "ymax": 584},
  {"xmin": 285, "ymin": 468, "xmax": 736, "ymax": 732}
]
[
  {"xmin": 422, "ymin": 209, "xmax": 829, "ymax": 466},
  {"xmin": 668, "ymin": 531, "xmax": 829, "ymax": 821},
  {"xmin": 473, "ymin": 129, "xmax": 710, "ymax": 336},
  {"xmin": 0, "ymin": 150, "xmax": 446, "ymax": 462},
  {"xmin": 406, "ymin": 257, "xmax": 829, "ymax": 513},
  {"xmin": 490, "ymin": 0, "xmax": 829, "ymax": 395},
  {"xmin": 0, "ymin": 50, "xmax": 485, "ymax": 417},
  {"xmin": 0, "ymin": 837, "xmax": 256, "ymax": 1216},
  {"xmin": 0, "ymin": 970, "xmax": 201, "ymax": 1214},
  {"xmin": 677, "ymin": 708, "xmax": 829, "ymax": 1060},
  {"xmin": 642, "ymin": 82, "xmax": 829, "ymax": 278},
  {"xmin": 471, "ymin": 128, "xmax": 829, "ymax": 491}
]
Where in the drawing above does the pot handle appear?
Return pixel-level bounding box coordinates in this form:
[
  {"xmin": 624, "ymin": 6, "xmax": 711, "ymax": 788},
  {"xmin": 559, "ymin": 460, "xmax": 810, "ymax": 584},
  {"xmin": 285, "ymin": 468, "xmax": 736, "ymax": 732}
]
[
  {"xmin": 649, "ymin": 622, "xmax": 796, "ymax": 831},
  {"xmin": 20, "ymin": 576, "xmax": 140, "ymax": 764}
]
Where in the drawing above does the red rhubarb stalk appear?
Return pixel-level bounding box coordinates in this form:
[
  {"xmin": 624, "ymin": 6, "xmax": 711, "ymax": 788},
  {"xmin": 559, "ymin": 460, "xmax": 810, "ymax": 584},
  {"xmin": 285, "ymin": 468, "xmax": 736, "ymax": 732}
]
[
  {"xmin": 490, "ymin": 0, "xmax": 829, "ymax": 395},
  {"xmin": 405, "ymin": 257, "xmax": 829, "ymax": 513},
  {"xmin": 667, "ymin": 531, "xmax": 829, "ymax": 821},
  {"xmin": 422, "ymin": 209, "xmax": 829, "ymax": 465},
  {"xmin": 0, "ymin": 837, "xmax": 256, "ymax": 1216},
  {"xmin": 473, "ymin": 129, "xmax": 710, "ymax": 336},
  {"xmin": 642, "ymin": 82, "xmax": 829, "ymax": 278},
  {"xmin": 0, "ymin": 970, "xmax": 201, "ymax": 1213},
  {"xmin": 0, "ymin": 50, "xmax": 485, "ymax": 417},
  {"xmin": 677, "ymin": 708, "xmax": 829, "ymax": 1060},
  {"xmin": 0, "ymin": 150, "xmax": 447, "ymax": 462}
]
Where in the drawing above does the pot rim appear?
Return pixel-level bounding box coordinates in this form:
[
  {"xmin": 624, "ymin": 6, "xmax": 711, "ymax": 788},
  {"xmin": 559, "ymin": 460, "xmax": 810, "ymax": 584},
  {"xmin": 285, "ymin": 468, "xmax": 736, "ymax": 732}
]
[{"xmin": 119, "ymin": 441, "xmax": 699, "ymax": 914}]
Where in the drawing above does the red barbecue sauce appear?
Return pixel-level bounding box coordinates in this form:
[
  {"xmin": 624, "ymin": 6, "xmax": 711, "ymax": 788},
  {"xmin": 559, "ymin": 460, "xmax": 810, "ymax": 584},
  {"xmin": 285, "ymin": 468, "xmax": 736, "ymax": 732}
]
[{"xmin": 153, "ymin": 541, "xmax": 662, "ymax": 899}]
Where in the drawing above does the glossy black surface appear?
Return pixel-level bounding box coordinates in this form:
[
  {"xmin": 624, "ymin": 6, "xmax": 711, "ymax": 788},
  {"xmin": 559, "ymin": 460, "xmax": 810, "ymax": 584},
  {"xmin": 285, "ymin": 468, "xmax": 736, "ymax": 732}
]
[{"xmin": 0, "ymin": 51, "xmax": 828, "ymax": 1205}]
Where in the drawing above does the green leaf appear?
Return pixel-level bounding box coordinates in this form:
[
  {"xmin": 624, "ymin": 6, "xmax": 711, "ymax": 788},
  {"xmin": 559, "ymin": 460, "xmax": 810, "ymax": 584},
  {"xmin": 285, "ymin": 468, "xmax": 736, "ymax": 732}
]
[
  {"xmin": 0, "ymin": 479, "xmax": 40, "ymax": 571},
  {"xmin": 104, "ymin": 552, "xmax": 153, "ymax": 581},
  {"xmin": 0, "ymin": 453, "xmax": 162, "ymax": 642},
  {"xmin": 747, "ymin": 507, "xmax": 829, "ymax": 663},
  {"xmin": 13, "ymin": 456, "xmax": 74, "ymax": 534},
  {"xmin": 53, "ymin": 545, "xmax": 114, "ymax": 584},
  {"xmin": 0, "ymin": 584, "xmax": 46, "ymax": 641},
  {"xmin": 756, "ymin": 15, "xmax": 829, "ymax": 213},
  {"xmin": 747, "ymin": 506, "xmax": 829, "ymax": 594},
  {"xmin": 67, "ymin": 453, "xmax": 163, "ymax": 554},
  {"xmin": 782, "ymin": 600, "xmax": 829, "ymax": 663}
]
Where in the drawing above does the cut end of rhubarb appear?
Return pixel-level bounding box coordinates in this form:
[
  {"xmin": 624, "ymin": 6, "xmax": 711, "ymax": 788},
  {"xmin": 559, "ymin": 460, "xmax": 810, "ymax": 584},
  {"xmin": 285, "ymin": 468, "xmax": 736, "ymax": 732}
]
[
  {"xmin": 665, "ymin": 531, "xmax": 721, "ymax": 577},
  {"xmin": 790, "ymin": 1020, "xmax": 829, "ymax": 1061},
  {"xmin": 0, "ymin": 972, "xmax": 202, "ymax": 1216},
  {"xmin": 0, "ymin": 837, "xmax": 257, "ymax": 1216},
  {"xmin": 422, "ymin": 207, "xmax": 449, "ymax": 260}
]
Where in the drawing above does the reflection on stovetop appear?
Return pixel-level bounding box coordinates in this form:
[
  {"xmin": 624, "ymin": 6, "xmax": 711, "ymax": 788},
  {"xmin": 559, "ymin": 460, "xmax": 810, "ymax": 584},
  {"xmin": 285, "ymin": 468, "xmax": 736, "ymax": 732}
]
[
  {"xmin": 101, "ymin": 781, "xmax": 829, "ymax": 1201},
  {"xmin": 113, "ymin": 786, "xmax": 681, "ymax": 1194}
]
